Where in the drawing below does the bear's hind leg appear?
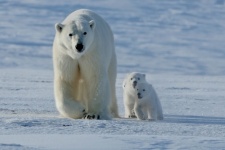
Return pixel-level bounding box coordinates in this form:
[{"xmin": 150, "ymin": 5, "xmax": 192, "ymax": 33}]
[{"xmin": 108, "ymin": 54, "xmax": 119, "ymax": 118}]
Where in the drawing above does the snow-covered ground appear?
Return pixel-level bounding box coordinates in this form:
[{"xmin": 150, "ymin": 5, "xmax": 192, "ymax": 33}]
[{"xmin": 1, "ymin": 0, "xmax": 225, "ymax": 149}]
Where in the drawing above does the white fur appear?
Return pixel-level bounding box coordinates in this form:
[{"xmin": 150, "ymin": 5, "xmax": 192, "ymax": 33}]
[
  {"xmin": 53, "ymin": 9, "xmax": 118, "ymax": 119},
  {"xmin": 134, "ymin": 82, "xmax": 163, "ymax": 120},
  {"xmin": 122, "ymin": 72, "xmax": 147, "ymax": 118}
]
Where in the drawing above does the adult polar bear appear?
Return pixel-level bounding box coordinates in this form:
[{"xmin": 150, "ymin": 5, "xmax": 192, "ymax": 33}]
[{"xmin": 53, "ymin": 9, "xmax": 118, "ymax": 119}]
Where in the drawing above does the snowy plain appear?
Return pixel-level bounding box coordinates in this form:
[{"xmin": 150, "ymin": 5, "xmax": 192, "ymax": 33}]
[{"xmin": 1, "ymin": 0, "xmax": 225, "ymax": 149}]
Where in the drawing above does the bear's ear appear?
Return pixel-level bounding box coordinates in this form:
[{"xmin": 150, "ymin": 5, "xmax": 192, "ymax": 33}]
[
  {"xmin": 89, "ymin": 20, "xmax": 95, "ymax": 30},
  {"xmin": 55, "ymin": 23, "xmax": 64, "ymax": 33}
]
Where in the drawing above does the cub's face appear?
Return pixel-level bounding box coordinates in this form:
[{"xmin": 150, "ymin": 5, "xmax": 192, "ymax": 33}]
[
  {"xmin": 55, "ymin": 20, "xmax": 95, "ymax": 59},
  {"xmin": 123, "ymin": 72, "xmax": 146, "ymax": 94},
  {"xmin": 135, "ymin": 83, "xmax": 151, "ymax": 100}
]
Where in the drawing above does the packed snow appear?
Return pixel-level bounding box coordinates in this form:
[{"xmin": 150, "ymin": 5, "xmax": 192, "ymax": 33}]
[{"xmin": 1, "ymin": 0, "xmax": 225, "ymax": 149}]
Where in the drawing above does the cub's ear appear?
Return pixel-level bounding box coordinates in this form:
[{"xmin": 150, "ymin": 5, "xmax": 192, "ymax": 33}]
[
  {"xmin": 122, "ymin": 79, "xmax": 126, "ymax": 88},
  {"xmin": 142, "ymin": 74, "xmax": 146, "ymax": 78},
  {"xmin": 55, "ymin": 23, "xmax": 64, "ymax": 33},
  {"xmin": 89, "ymin": 20, "xmax": 95, "ymax": 30}
]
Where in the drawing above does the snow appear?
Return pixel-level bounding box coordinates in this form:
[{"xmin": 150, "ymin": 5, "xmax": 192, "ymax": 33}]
[
  {"xmin": 1, "ymin": 135, "xmax": 225, "ymax": 150},
  {"xmin": 1, "ymin": 0, "xmax": 225, "ymax": 149}
]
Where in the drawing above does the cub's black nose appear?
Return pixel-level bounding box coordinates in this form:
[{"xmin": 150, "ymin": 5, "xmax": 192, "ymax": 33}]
[
  {"xmin": 133, "ymin": 81, "xmax": 137, "ymax": 88},
  {"xmin": 76, "ymin": 43, "xmax": 84, "ymax": 52},
  {"xmin": 137, "ymin": 93, "xmax": 142, "ymax": 99}
]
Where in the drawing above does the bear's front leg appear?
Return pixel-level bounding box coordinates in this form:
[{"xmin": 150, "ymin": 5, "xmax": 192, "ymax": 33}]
[
  {"xmin": 54, "ymin": 78, "xmax": 85, "ymax": 119},
  {"xmin": 83, "ymin": 73, "xmax": 111, "ymax": 120}
]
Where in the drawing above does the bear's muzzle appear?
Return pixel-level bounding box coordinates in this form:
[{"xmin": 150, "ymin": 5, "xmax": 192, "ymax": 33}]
[{"xmin": 76, "ymin": 43, "xmax": 84, "ymax": 53}]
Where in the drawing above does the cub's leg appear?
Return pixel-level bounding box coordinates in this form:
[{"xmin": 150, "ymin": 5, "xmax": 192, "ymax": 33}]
[{"xmin": 134, "ymin": 104, "xmax": 145, "ymax": 120}]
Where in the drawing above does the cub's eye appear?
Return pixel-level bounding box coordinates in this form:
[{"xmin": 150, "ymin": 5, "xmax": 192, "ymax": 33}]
[
  {"xmin": 138, "ymin": 78, "xmax": 140, "ymax": 80},
  {"xmin": 143, "ymin": 89, "xmax": 145, "ymax": 91},
  {"xmin": 137, "ymin": 89, "xmax": 139, "ymax": 91},
  {"xmin": 69, "ymin": 33, "xmax": 73, "ymax": 37},
  {"xmin": 131, "ymin": 78, "xmax": 133, "ymax": 80},
  {"xmin": 83, "ymin": 32, "xmax": 87, "ymax": 35}
]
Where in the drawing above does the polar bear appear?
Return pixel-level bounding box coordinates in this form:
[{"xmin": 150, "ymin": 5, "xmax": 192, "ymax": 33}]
[
  {"xmin": 53, "ymin": 9, "xmax": 118, "ymax": 120},
  {"xmin": 134, "ymin": 82, "xmax": 163, "ymax": 120},
  {"xmin": 122, "ymin": 72, "xmax": 147, "ymax": 118}
]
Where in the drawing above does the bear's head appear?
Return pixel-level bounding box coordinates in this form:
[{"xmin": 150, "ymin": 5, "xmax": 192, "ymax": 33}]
[
  {"xmin": 135, "ymin": 83, "xmax": 152, "ymax": 100},
  {"xmin": 55, "ymin": 19, "xmax": 95, "ymax": 59},
  {"xmin": 123, "ymin": 72, "xmax": 146, "ymax": 90}
]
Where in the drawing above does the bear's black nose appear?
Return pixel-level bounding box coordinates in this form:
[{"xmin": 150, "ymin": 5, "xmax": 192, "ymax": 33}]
[{"xmin": 76, "ymin": 43, "xmax": 84, "ymax": 52}]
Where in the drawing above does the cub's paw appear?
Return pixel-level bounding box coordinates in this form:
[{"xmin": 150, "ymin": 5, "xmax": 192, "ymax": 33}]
[{"xmin": 82, "ymin": 111, "xmax": 100, "ymax": 120}]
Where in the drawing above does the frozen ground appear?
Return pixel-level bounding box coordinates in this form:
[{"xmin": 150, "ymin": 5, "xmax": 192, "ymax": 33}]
[
  {"xmin": 1, "ymin": 70, "xmax": 225, "ymax": 149},
  {"xmin": 1, "ymin": 0, "xmax": 225, "ymax": 149}
]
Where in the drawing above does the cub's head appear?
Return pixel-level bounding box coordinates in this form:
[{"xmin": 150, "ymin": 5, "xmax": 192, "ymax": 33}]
[
  {"xmin": 135, "ymin": 83, "xmax": 151, "ymax": 100},
  {"xmin": 123, "ymin": 72, "xmax": 146, "ymax": 91},
  {"xmin": 55, "ymin": 19, "xmax": 95, "ymax": 59}
]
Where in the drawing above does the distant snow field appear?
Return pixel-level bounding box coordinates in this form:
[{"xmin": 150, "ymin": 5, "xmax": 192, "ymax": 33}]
[{"xmin": 1, "ymin": 0, "xmax": 225, "ymax": 149}]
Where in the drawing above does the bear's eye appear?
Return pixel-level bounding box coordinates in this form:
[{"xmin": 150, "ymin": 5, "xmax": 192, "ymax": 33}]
[
  {"xmin": 83, "ymin": 32, "xmax": 87, "ymax": 35},
  {"xmin": 69, "ymin": 33, "xmax": 73, "ymax": 37},
  {"xmin": 143, "ymin": 89, "xmax": 145, "ymax": 92},
  {"xmin": 138, "ymin": 78, "xmax": 140, "ymax": 80},
  {"xmin": 131, "ymin": 78, "xmax": 133, "ymax": 80}
]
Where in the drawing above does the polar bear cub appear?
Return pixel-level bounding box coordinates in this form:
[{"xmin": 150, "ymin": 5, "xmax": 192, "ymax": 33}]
[
  {"xmin": 122, "ymin": 72, "xmax": 147, "ymax": 118},
  {"xmin": 134, "ymin": 82, "xmax": 163, "ymax": 120}
]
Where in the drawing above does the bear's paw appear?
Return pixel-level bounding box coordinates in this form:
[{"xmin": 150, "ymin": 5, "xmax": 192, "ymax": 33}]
[
  {"xmin": 128, "ymin": 109, "xmax": 137, "ymax": 118},
  {"xmin": 128, "ymin": 115, "xmax": 137, "ymax": 118},
  {"xmin": 82, "ymin": 111, "xmax": 100, "ymax": 120}
]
